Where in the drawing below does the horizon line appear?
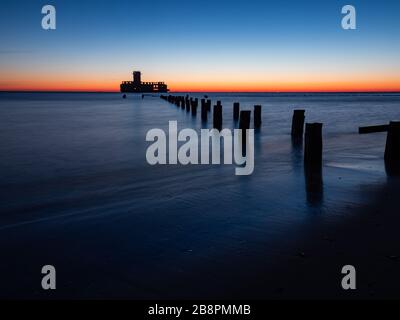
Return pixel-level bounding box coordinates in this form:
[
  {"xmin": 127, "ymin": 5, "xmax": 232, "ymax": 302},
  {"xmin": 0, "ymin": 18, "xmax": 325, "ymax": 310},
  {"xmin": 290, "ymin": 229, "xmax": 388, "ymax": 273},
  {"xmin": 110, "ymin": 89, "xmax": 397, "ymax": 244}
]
[{"xmin": 2, "ymin": 90, "xmax": 400, "ymax": 94}]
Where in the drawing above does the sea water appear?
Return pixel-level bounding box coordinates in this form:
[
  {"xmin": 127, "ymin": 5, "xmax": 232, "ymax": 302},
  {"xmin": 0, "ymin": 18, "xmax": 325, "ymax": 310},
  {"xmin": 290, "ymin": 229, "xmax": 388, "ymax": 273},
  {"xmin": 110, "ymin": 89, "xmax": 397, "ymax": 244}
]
[{"xmin": 0, "ymin": 92, "xmax": 399, "ymax": 298}]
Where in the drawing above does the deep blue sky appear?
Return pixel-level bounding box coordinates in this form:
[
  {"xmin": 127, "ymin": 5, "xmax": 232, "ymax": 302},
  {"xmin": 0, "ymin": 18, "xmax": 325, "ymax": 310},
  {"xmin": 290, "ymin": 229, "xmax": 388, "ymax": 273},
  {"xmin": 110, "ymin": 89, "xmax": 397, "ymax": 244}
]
[{"xmin": 1, "ymin": 0, "xmax": 400, "ymax": 91}]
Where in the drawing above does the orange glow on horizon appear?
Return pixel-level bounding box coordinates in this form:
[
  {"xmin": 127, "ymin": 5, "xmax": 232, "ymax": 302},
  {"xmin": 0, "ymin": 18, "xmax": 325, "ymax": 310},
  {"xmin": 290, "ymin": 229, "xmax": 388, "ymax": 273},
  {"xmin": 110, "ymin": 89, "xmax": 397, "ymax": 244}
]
[
  {"xmin": 3, "ymin": 82, "xmax": 400, "ymax": 93},
  {"xmin": 169, "ymin": 81, "xmax": 400, "ymax": 93},
  {"xmin": 1, "ymin": 70, "xmax": 400, "ymax": 92}
]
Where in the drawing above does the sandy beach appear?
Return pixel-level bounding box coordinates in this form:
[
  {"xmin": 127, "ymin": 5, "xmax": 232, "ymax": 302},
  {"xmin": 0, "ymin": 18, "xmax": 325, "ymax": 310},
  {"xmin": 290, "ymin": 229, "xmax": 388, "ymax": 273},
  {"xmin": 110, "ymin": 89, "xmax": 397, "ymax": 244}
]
[{"xmin": 188, "ymin": 175, "xmax": 400, "ymax": 299}]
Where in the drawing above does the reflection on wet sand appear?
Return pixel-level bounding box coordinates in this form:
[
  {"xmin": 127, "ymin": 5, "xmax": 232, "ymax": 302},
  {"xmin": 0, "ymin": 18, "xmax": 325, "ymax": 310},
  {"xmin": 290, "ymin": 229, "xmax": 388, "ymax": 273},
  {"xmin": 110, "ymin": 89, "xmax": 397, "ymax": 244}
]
[{"xmin": 304, "ymin": 164, "xmax": 324, "ymax": 207}]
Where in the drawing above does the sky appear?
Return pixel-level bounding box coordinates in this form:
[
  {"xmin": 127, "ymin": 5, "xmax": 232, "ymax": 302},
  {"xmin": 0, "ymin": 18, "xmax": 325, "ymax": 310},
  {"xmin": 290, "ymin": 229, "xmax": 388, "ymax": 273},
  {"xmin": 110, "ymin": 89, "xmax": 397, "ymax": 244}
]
[{"xmin": 1, "ymin": 0, "xmax": 400, "ymax": 92}]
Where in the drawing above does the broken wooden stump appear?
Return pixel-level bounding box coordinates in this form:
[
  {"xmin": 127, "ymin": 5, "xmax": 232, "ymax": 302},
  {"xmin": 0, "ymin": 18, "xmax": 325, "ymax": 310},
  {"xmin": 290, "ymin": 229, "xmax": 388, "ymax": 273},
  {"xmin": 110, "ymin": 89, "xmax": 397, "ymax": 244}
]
[
  {"xmin": 233, "ymin": 102, "xmax": 240, "ymax": 121},
  {"xmin": 201, "ymin": 99, "xmax": 208, "ymax": 121},
  {"xmin": 254, "ymin": 105, "xmax": 262, "ymax": 128},
  {"xmin": 239, "ymin": 110, "xmax": 251, "ymax": 156},
  {"xmin": 191, "ymin": 98, "xmax": 198, "ymax": 116},
  {"xmin": 291, "ymin": 110, "xmax": 305, "ymax": 139},
  {"xmin": 304, "ymin": 123, "xmax": 323, "ymax": 167},
  {"xmin": 213, "ymin": 104, "xmax": 223, "ymax": 130},
  {"xmin": 385, "ymin": 121, "xmax": 400, "ymax": 174},
  {"xmin": 359, "ymin": 124, "xmax": 389, "ymax": 134}
]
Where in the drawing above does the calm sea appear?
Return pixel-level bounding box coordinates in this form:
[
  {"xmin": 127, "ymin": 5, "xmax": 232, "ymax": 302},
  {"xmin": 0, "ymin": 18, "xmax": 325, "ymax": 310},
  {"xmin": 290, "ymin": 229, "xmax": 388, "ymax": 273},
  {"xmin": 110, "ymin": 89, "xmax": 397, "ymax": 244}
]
[{"xmin": 0, "ymin": 92, "xmax": 399, "ymax": 298}]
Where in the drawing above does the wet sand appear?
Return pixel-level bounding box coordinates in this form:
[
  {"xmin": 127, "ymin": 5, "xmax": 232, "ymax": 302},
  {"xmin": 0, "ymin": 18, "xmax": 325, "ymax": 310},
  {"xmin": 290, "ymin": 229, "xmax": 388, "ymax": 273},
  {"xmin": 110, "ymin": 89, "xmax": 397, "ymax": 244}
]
[
  {"xmin": 137, "ymin": 174, "xmax": 400, "ymax": 300},
  {"xmin": 226, "ymin": 175, "xmax": 400, "ymax": 299}
]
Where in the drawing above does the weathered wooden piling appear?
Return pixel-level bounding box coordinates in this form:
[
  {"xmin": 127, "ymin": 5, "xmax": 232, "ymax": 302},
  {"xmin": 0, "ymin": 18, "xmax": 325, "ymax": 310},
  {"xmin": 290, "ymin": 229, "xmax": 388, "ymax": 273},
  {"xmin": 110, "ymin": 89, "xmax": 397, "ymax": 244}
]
[
  {"xmin": 254, "ymin": 105, "xmax": 262, "ymax": 127},
  {"xmin": 384, "ymin": 121, "xmax": 400, "ymax": 165},
  {"xmin": 206, "ymin": 99, "xmax": 211, "ymax": 112},
  {"xmin": 239, "ymin": 110, "xmax": 251, "ymax": 130},
  {"xmin": 201, "ymin": 99, "xmax": 208, "ymax": 121},
  {"xmin": 122, "ymin": 94, "xmax": 126, "ymax": 99},
  {"xmin": 191, "ymin": 98, "xmax": 198, "ymax": 116},
  {"xmin": 233, "ymin": 102, "xmax": 240, "ymax": 121},
  {"xmin": 186, "ymin": 98, "xmax": 191, "ymax": 112},
  {"xmin": 304, "ymin": 123, "xmax": 323, "ymax": 166},
  {"xmin": 359, "ymin": 124, "xmax": 389, "ymax": 134},
  {"xmin": 239, "ymin": 110, "xmax": 251, "ymax": 155},
  {"xmin": 291, "ymin": 110, "xmax": 305, "ymax": 138},
  {"xmin": 213, "ymin": 105, "xmax": 223, "ymax": 130}
]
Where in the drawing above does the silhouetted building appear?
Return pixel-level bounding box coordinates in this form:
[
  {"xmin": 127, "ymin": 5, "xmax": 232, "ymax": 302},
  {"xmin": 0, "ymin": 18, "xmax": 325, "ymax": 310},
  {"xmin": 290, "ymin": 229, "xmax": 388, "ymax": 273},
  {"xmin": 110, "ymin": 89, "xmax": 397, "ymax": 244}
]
[
  {"xmin": 133, "ymin": 71, "xmax": 141, "ymax": 85},
  {"xmin": 120, "ymin": 71, "xmax": 168, "ymax": 93}
]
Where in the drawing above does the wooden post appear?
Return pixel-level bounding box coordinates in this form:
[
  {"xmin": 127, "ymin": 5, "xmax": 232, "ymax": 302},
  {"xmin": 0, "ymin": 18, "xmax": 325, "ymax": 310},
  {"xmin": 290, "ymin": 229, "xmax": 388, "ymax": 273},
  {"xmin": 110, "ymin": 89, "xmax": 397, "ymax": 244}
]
[
  {"xmin": 239, "ymin": 110, "xmax": 251, "ymax": 155},
  {"xmin": 385, "ymin": 121, "xmax": 400, "ymax": 165},
  {"xmin": 201, "ymin": 99, "xmax": 208, "ymax": 121},
  {"xmin": 181, "ymin": 97, "xmax": 186, "ymax": 109},
  {"xmin": 254, "ymin": 105, "xmax": 262, "ymax": 128},
  {"xmin": 213, "ymin": 105, "xmax": 223, "ymax": 130},
  {"xmin": 239, "ymin": 110, "xmax": 251, "ymax": 130},
  {"xmin": 291, "ymin": 110, "xmax": 305, "ymax": 139},
  {"xmin": 207, "ymin": 99, "xmax": 211, "ymax": 112},
  {"xmin": 304, "ymin": 123, "xmax": 323, "ymax": 166},
  {"xmin": 191, "ymin": 98, "xmax": 198, "ymax": 116},
  {"xmin": 233, "ymin": 102, "xmax": 240, "ymax": 121},
  {"xmin": 359, "ymin": 124, "xmax": 389, "ymax": 134}
]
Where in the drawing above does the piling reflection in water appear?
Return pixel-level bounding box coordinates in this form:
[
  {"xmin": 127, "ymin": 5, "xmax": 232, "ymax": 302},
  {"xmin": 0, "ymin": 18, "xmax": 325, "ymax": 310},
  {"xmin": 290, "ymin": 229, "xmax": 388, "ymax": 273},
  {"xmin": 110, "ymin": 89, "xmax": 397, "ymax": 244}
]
[
  {"xmin": 304, "ymin": 164, "xmax": 324, "ymax": 207},
  {"xmin": 291, "ymin": 136, "xmax": 303, "ymax": 170},
  {"xmin": 290, "ymin": 133, "xmax": 323, "ymax": 206}
]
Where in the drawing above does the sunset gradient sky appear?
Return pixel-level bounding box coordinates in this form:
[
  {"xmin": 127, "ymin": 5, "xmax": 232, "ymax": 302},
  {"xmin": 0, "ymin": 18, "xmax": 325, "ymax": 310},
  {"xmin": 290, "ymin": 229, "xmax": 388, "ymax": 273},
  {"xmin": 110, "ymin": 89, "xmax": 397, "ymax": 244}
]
[{"xmin": 1, "ymin": 0, "xmax": 400, "ymax": 92}]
